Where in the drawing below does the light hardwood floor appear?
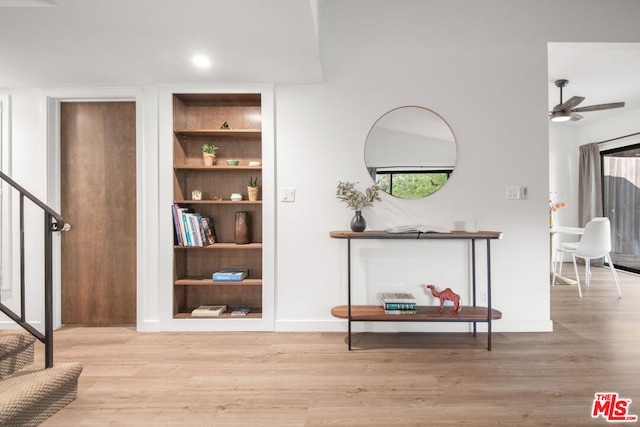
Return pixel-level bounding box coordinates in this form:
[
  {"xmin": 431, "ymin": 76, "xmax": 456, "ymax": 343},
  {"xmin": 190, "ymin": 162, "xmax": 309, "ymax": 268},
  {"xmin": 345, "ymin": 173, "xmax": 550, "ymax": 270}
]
[{"xmin": 37, "ymin": 265, "xmax": 639, "ymax": 426}]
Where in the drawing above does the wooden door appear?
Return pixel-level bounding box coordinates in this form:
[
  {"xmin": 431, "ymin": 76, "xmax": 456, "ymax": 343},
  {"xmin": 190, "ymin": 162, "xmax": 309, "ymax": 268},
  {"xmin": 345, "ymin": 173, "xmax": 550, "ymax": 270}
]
[{"xmin": 60, "ymin": 102, "xmax": 136, "ymax": 324}]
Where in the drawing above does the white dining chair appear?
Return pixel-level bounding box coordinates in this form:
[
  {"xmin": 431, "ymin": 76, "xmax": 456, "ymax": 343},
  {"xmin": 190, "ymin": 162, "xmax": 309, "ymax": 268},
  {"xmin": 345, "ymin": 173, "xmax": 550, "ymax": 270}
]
[{"xmin": 552, "ymin": 217, "xmax": 622, "ymax": 298}]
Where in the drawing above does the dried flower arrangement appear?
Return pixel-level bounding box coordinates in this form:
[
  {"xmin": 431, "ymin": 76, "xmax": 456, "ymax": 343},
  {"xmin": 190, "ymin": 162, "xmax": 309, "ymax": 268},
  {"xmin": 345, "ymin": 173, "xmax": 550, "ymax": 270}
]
[{"xmin": 335, "ymin": 181, "xmax": 381, "ymax": 211}]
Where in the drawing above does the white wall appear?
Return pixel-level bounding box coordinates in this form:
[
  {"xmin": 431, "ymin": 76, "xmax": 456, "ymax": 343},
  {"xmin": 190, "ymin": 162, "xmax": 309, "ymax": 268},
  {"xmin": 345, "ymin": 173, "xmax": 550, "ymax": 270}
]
[
  {"xmin": 3, "ymin": 0, "xmax": 640, "ymax": 333},
  {"xmin": 549, "ymin": 123, "xmax": 580, "ymax": 227},
  {"xmin": 274, "ymin": 0, "xmax": 640, "ymax": 333},
  {"xmin": 579, "ymin": 108, "xmax": 640, "ymax": 145}
]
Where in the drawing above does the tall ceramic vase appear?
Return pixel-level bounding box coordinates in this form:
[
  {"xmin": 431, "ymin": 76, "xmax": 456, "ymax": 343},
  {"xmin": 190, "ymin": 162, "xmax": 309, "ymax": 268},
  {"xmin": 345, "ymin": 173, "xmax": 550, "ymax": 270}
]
[
  {"xmin": 350, "ymin": 210, "xmax": 366, "ymax": 232},
  {"xmin": 235, "ymin": 211, "xmax": 250, "ymax": 244}
]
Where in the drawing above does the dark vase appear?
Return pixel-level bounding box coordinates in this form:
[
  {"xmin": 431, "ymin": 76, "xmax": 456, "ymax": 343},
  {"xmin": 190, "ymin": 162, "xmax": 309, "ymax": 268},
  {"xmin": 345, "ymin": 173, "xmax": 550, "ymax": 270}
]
[
  {"xmin": 350, "ymin": 210, "xmax": 366, "ymax": 232},
  {"xmin": 235, "ymin": 211, "xmax": 250, "ymax": 244}
]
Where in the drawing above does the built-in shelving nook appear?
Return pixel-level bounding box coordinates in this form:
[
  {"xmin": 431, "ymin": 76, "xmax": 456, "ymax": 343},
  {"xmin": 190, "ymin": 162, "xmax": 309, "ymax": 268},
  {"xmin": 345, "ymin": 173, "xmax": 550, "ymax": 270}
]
[{"xmin": 172, "ymin": 93, "xmax": 266, "ymax": 321}]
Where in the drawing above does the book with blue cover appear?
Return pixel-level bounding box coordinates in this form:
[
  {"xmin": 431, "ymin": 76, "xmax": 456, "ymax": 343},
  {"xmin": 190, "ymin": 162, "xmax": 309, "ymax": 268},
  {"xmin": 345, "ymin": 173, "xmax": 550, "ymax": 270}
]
[{"xmin": 212, "ymin": 268, "xmax": 249, "ymax": 282}]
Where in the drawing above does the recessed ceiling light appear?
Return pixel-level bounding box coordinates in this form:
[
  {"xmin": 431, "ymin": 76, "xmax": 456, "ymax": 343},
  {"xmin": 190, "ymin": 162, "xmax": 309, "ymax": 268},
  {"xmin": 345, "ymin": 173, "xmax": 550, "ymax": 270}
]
[{"xmin": 192, "ymin": 55, "xmax": 211, "ymax": 69}]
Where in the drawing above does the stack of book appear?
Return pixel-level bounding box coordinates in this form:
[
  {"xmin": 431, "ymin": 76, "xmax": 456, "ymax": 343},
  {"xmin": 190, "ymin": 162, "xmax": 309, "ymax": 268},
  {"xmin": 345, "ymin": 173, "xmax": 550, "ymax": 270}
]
[
  {"xmin": 172, "ymin": 203, "xmax": 217, "ymax": 247},
  {"xmin": 380, "ymin": 292, "xmax": 417, "ymax": 314}
]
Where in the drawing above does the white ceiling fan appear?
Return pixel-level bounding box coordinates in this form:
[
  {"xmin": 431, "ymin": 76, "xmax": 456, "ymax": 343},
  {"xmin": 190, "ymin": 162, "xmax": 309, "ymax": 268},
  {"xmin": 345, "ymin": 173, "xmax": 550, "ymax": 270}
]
[{"xmin": 549, "ymin": 79, "xmax": 625, "ymax": 122}]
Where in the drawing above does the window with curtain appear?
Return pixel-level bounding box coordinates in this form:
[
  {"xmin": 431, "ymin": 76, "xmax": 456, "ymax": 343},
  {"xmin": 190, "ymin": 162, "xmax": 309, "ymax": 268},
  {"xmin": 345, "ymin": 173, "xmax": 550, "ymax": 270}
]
[{"xmin": 601, "ymin": 143, "xmax": 640, "ymax": 274}]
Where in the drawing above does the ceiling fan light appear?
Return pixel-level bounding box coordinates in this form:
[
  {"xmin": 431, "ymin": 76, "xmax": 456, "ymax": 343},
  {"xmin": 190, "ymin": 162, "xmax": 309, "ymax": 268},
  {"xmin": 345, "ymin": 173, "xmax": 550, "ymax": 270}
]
[{"xmin": 550, "ymin": 111, "xmax": 571, "ymax": 122}]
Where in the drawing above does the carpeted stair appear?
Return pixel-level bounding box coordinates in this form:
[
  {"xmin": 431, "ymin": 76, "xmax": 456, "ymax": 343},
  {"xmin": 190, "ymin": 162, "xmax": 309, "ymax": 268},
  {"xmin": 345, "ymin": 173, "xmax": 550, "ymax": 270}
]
[{"xmin": 0, "ymin": 330, "xmax": 82, "ymax": 426}]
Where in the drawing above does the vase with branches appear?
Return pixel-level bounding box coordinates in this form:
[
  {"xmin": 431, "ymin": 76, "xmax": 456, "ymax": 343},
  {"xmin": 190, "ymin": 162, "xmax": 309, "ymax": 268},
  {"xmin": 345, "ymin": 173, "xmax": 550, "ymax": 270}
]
[
  {"xmin": 549, "ymin": 191, "xmax": 567, "ymax": 228},
  {"xmin": 336, "ymin": 181, "xmax": 381, "ymax": 231}
]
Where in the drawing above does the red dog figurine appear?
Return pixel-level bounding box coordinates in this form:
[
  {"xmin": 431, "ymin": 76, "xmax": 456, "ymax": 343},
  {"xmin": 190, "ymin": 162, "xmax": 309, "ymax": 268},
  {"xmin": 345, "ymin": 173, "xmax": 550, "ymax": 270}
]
[{"xmin": 427, "ymin": 285, "xmax": 461, "ymax": 313}]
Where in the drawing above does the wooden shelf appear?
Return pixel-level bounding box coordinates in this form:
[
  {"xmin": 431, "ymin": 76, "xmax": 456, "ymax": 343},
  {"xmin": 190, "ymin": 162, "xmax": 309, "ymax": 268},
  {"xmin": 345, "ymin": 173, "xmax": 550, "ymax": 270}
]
[
  {"xmin": 330, "ymin": 230, "xmax": 503, "ymax": 240},
  {"xmin": 175, "ymin": 129, "xmax": 261, "ymax": 138},
  {"xmin": 174, "ymin": 165, "xmax": 262, "ymax": 171},
  {"xmin": 174, "ymin": 243, "xmax": 262, "ymax": 250},
  {"xmin": 174, "ymin": 307, "xmax": 263, "ymax": 319},
  {"xmin": 331, "ymin": 305, "xmax": 502, "ymax": 322},
  {"xmin": 175, "ymin": 278, "xmax": 262, "ymax": 286},
  {"xmin": 174, "ymin": 199, "xmax": 262, "ymax": 205}
]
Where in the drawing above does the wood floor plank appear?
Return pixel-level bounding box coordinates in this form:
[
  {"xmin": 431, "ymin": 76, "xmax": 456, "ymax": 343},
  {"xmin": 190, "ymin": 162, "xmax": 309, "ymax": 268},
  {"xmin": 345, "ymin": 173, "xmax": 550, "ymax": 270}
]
[{"xmin": 36, "ymin": 264, "xmax": 640, "ymax": 426}]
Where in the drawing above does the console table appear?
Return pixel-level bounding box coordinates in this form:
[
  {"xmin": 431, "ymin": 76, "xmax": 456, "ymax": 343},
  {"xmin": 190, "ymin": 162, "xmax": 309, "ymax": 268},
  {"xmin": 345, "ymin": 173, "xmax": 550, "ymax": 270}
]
[{"xmin": 330, "ymin": 230, "xmax": 503, "ymax": 350}]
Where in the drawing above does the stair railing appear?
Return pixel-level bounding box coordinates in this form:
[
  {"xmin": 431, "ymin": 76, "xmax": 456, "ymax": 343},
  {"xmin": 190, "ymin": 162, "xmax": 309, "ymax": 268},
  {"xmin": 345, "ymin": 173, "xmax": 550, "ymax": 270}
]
[{"xmin": 0, "ymin": 170, "xmax": 67, "ymax": 368}]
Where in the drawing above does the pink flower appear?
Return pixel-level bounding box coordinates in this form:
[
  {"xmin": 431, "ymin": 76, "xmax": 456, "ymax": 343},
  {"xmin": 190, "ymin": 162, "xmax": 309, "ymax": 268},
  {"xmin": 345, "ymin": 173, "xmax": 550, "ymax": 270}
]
[{"xmin": 549, "ymin": 192, "xmax": 567, "ymax": 212}]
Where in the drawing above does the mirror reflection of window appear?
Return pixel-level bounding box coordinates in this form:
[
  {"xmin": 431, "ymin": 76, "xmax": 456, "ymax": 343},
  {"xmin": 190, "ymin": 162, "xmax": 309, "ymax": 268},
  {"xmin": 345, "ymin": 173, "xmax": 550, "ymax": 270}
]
[
  {"xmin": 371, "ymin": 169, "xmax": 453, "ymax": 199},
  {"xmin": 364, "ymin": 106, "xmax": 456, "ymax": 199}
]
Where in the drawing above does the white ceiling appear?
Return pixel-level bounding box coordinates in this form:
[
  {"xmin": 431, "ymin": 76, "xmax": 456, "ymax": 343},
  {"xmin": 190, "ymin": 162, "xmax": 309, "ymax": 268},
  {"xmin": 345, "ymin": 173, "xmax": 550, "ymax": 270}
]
[
  {"xmin": 0, "ymin": 0, "xmax": 324, "ymax": 88},
  {"xmin": 1, "ymin": 2, "xmax": 640, "ymax": 129},
  {"xmin": 548, "ymin": 42, "xmax": 640, "ymax": 126}
]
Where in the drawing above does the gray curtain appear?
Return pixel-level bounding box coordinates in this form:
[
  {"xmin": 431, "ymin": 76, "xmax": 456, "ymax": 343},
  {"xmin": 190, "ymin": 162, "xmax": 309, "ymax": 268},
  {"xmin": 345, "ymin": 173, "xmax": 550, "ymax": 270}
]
[{"xmin": 578, "ymin": 143, "xmax": 603, "ymax": 227}]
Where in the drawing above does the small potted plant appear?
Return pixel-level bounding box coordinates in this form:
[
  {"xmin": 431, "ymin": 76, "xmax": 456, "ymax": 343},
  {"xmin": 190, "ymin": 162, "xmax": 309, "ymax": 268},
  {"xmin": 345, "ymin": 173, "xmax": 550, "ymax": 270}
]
[
  {"xmin": 202, "ymin": 144, "xmax": 218, "ymax": 166},
  {"xmin": 336, "ymin": 181, "xmax": 381, "ymax": 232},
  {"xmin": 248, "ymin": 176, "xmax": 259, "ymax": 201}
]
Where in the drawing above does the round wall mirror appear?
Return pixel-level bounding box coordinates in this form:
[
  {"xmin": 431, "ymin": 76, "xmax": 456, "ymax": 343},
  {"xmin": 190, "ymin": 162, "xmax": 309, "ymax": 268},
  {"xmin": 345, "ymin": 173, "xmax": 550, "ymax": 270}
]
[{"xmin": 364, "ymin": 106, "xmax": 457, "ymax": 199}]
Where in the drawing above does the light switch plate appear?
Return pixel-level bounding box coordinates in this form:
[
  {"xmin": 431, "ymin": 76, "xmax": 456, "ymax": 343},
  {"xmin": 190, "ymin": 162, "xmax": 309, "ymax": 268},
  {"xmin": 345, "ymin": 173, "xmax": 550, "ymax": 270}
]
[
  {"xmin": 281, "ymin": 187, "xmax": 296, "ymax": 202},
  {"xmin": 506, "ymin": 186, "xmax": 527, "ymax": 200}
]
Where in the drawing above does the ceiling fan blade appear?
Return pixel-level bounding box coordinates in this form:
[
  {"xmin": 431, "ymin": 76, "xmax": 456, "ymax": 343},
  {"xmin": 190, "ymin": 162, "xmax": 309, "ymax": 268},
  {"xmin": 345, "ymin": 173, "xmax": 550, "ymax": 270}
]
[
  {"xmin": 573, "ymin": 102, "xmax": 625, "ymax": 113},
  {"xmin": 559, "ymin": 96, "xmax": 585, "ymax": 111},
  {"xmin": 570, "ymin": 113, "xmax": 584, "ymax": 121}
]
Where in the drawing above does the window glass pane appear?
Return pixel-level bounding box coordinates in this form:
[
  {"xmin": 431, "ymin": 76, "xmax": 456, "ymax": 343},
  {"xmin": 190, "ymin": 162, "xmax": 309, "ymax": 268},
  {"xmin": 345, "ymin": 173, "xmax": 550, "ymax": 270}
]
[
  {"xmin": 375, "ymin": 172, "xmax": 449, "ymax": 199},
  {"xmin": 602, "ymin": 144, "xmax": 640, "ymax": 273}
]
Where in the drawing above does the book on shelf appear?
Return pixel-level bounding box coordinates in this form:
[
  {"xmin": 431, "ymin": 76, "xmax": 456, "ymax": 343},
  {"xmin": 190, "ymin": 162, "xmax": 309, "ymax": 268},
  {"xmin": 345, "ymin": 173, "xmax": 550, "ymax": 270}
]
[
  {"xmin": 172, "ymin": 203, "xmax": 217, "ymax": 247},
  {"xmin": 191, "ymin": 305, "xmax": 227, "ymax": 317},
  {"xmin": 379, "ymin": 292, "xmax": 417, "ymax": 304},
  {"xmin": 382, "ymin": 302, "xmax": 417, "ymax": 310},
  {"xmin": 386, "ymin": 225, "xmax": 451, "ymax": 234},
  {"xmin": 172, "ymin": 203, "xmax": 191, "ymax": 246},
  {"xmin": 384, "ymin": 309, "xmax": 417, "ymax": 315},
  {"xmin": 230, "ymin": 307, "xmax": 251, "ymax": 316},
  {"xmin": 187, "ymin": 214, "xmax": 202, "ymax": 246},
  {"xmin": 199, "ymin": 215, "xmax": 217, "ymax": 245},
  {"xmin": 212, "ymin": 268, "xmax": 249, "ymax": 282},
  {"xmin": 380, "ymin": 292, "xmax": 417, "ymax": 314}
]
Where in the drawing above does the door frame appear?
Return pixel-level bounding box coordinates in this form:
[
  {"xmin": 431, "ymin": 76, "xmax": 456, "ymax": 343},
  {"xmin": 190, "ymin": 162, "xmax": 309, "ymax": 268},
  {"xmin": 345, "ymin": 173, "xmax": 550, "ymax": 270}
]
[{"xmin": 46, "ymin": 87, "xmax": 158, "ymax": 330}]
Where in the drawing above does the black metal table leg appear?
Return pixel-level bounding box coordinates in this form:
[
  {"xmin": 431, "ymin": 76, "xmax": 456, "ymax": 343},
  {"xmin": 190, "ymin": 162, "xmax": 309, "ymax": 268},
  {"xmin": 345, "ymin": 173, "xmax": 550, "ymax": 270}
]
[
  {"xmin": 471, "ymin": 239, "xmax": 477, "ymax": 337},
  {"xmin": 487, "ymin": 239, "xmax": 492, "ymax": 351},
  {"xmin": 347, "ymin": 238, "xmax": 352, "ymax": 350}
]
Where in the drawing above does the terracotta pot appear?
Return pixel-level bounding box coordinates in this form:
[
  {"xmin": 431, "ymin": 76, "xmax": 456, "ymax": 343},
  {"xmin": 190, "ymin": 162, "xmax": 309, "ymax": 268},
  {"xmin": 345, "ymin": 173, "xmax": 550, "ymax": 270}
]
[{"xmin": 248, "ymin": 186, "xmax": 259, "ymax": 201}]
